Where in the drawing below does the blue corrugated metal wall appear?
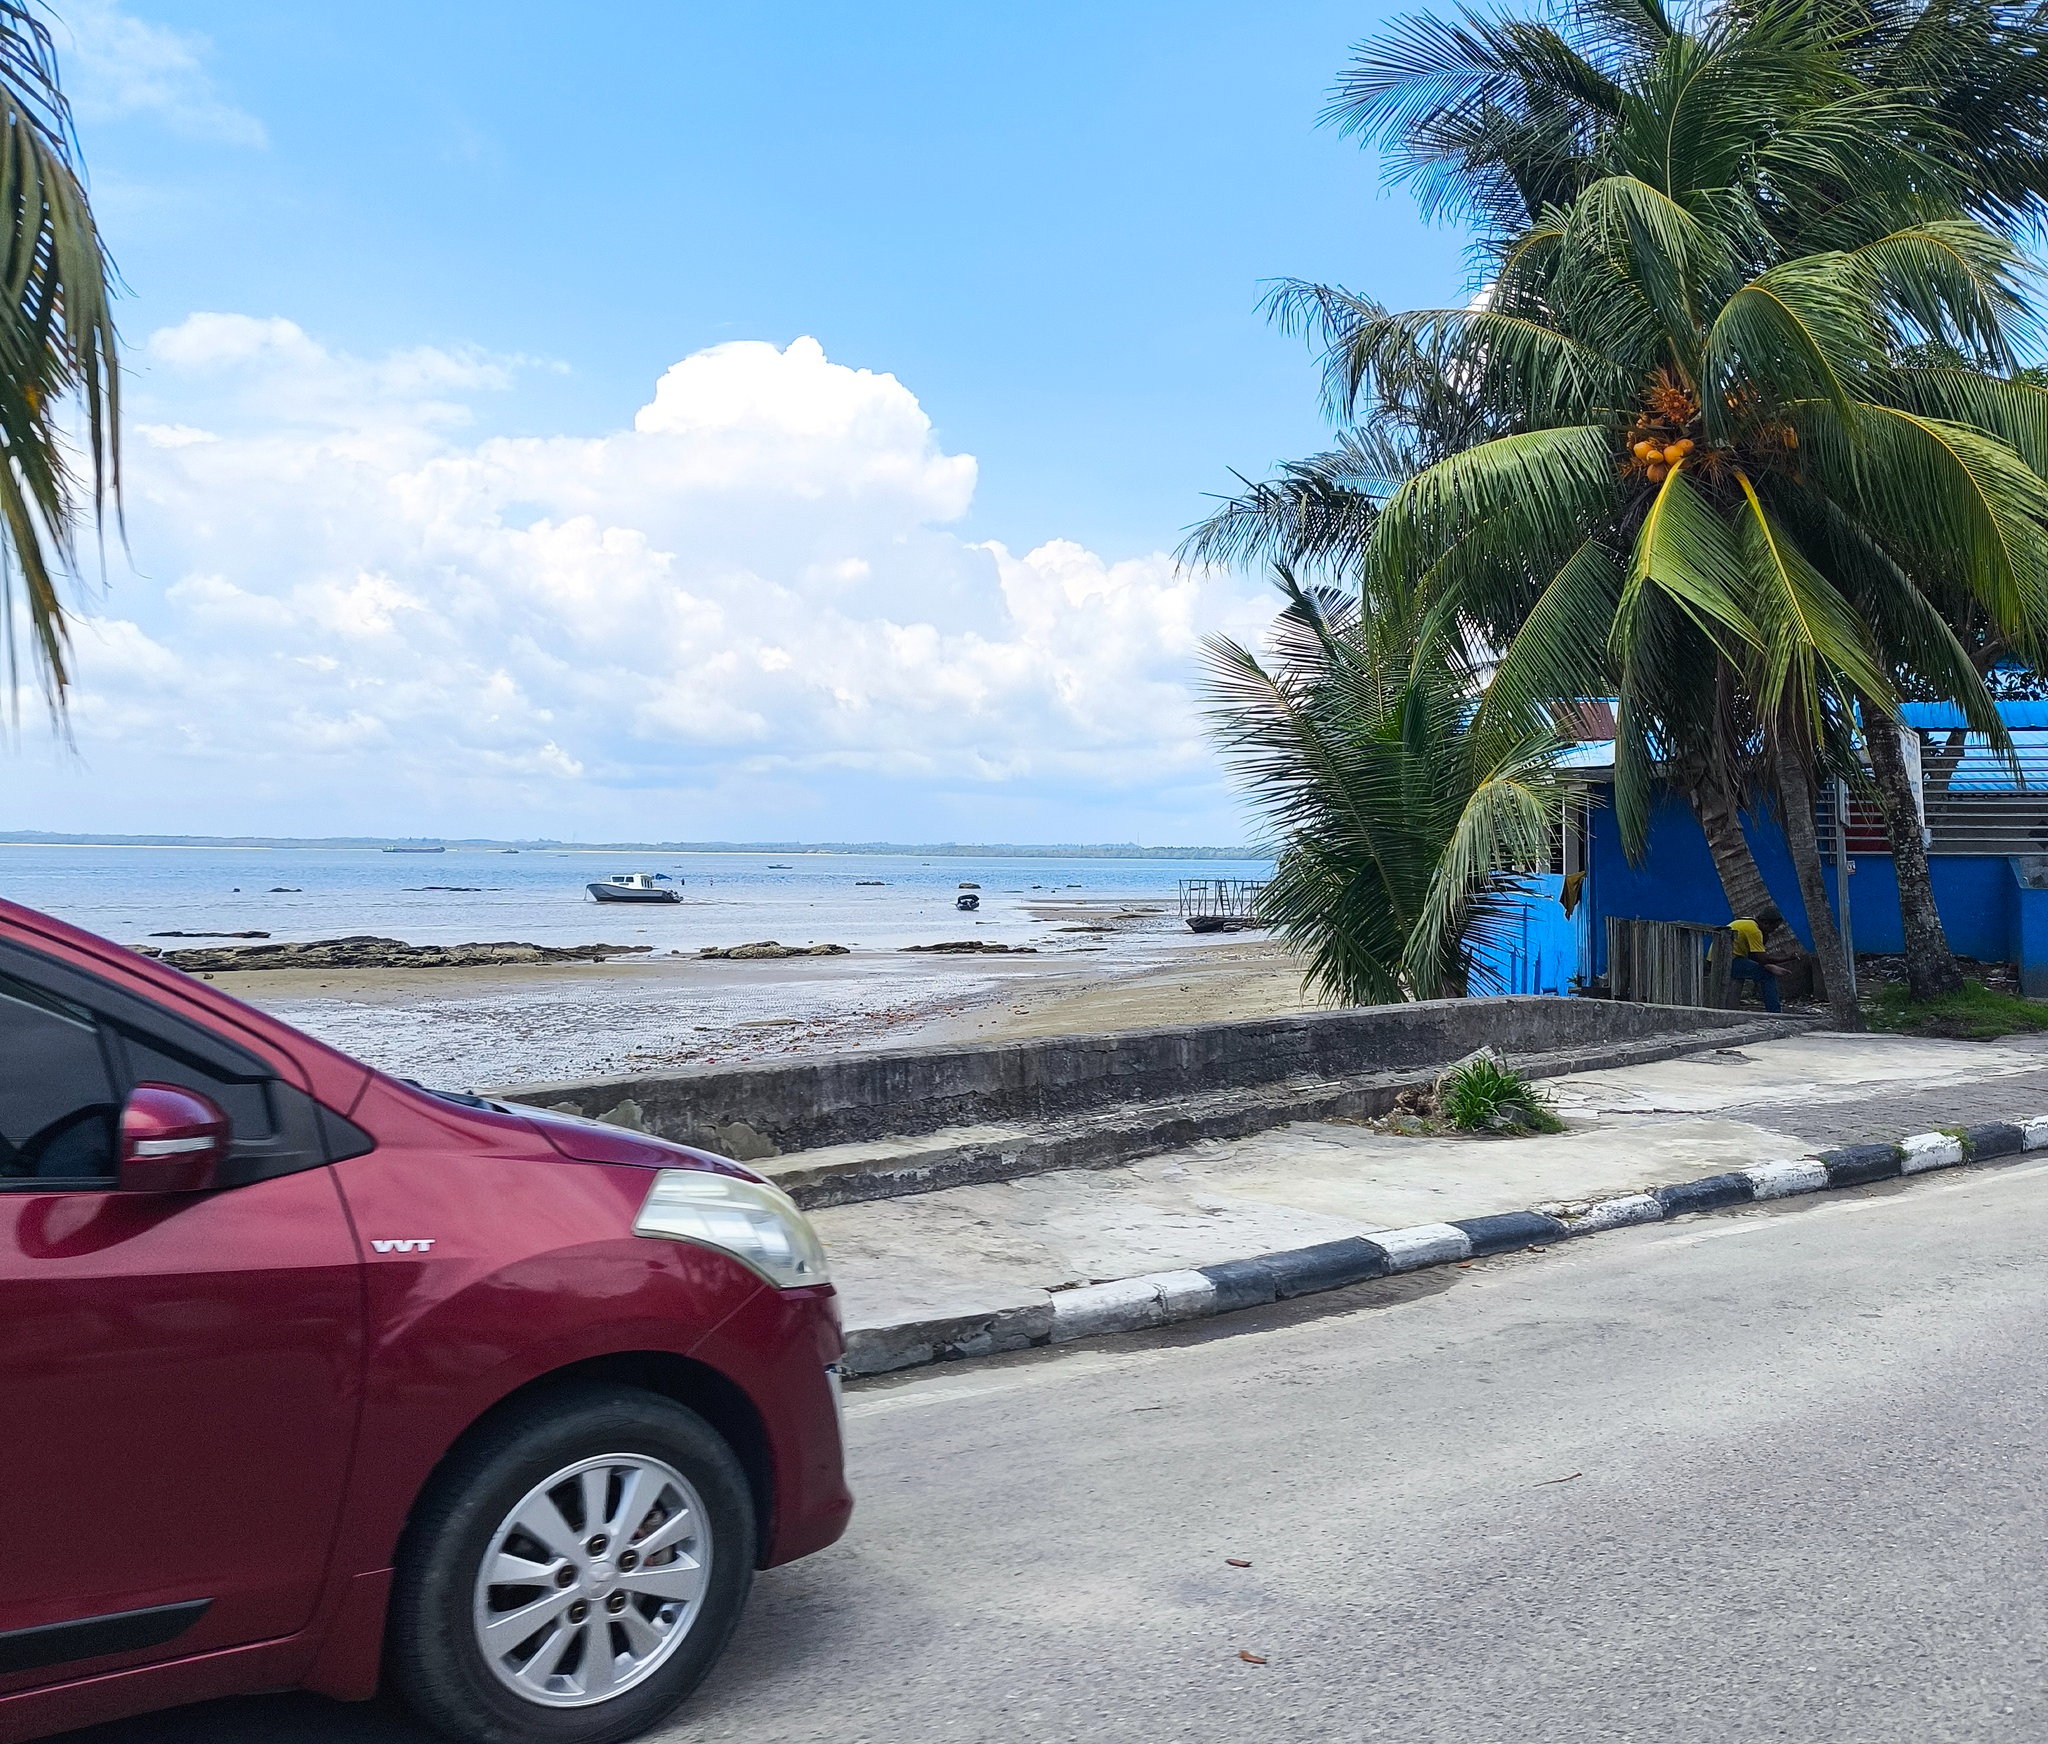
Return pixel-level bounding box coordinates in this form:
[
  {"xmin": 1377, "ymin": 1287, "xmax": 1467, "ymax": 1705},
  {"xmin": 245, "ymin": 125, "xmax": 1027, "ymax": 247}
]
[
  {"xmin": 1478, "ymin": 700, "xmax": 2048, "ymax": 989},
  {"xmin": 1468, "ymin": 873, "xmax": 1578, "ymax": 994},
  {"xmin": 1579, "ymin": 790, "xmax": 2020, "ymax": 973}
]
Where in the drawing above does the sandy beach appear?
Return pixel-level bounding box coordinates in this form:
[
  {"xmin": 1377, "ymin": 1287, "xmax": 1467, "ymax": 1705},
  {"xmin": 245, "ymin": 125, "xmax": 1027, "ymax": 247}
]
[
  {"xmin": 219, "ymin": 933, "xmax": 1317, "ymax": 1089},
  {"xmin": 909, "ymin": 938, "xmax": 1321, "ymax": 1044}
]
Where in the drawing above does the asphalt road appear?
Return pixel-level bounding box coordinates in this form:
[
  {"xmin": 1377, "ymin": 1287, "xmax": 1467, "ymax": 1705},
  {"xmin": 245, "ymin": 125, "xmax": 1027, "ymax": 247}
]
[{"xmin": 55, "ymin": 1156, "xmax": 2048, "ymax": 1744}]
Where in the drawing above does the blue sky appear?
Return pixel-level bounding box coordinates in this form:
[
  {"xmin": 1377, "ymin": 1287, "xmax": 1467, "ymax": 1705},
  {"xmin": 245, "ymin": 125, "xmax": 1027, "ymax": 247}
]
[{"xmin": 17, "ymin": 1, "xmax": 1471, "ymax": 844}]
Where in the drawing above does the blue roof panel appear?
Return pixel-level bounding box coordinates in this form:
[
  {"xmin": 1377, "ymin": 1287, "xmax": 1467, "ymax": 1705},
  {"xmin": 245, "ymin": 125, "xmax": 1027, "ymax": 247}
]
[{"xmin": 1901, "ymin": 700, "xmax": 2048, "ymax": 730}]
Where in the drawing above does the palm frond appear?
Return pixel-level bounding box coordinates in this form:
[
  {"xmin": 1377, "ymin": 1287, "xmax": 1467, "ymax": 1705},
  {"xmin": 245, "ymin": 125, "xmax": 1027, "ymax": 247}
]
[
  {"xmin": 1324, "ymin": 8, "xmax": 1626, "ymax": 151},
  {"xmin": 1473, "ymin": 537, "xmax": 1626, "ymax": 737},
  {"xmin": 1176, "ymin": 431, "xmax": 1400, "ymax": 578},
  {"xmin": 1700, "ymin": 252, "xmax": 1879, "ymax": 431},
  {"xmin": 1202, "ymin": 566, "xmax": 1565, "ymax": 1006},
  {"xmin": 1883, "ymin": 366, "xmax": 2048, "ymax": 473},
  {"xmin": 1731, "ymin": 470, "xmax": 1895, "ymax": 729},
  {"xmin": 1401, "ymin": 731, "xmax": 1566, "ymax": 997},
  {"xmin": 0, "ymin": 0, "xmax": 120, "ymax": 717},
  {"xmin": 1607, "ymin": 598, "xmax": 1681, "ymax": 856},
  {"xmin": 1624, "ymin": 461, "xmax": 1758, "ymax": 652},
  {"xmin": 1557, "ymin": 174, "xmax": 1718, "ymax": 344},
  {"xmin": 1329, "ymin": 302, "xmax": 1637, "ymax": 425},
  {"xmin": 1849, "ymin": 218, "xmax": 2034, "ymax": 363},
  {"xmin": 1801, "ymin": 400, "xmax": 2048, "ymax": 648},
  {"xmin": 1373, "ymin": 425, "xmax": 1619, "ymax": 589},
  {"xmin": 1754, "ymin": 91, "xmax": 1963, "ymax": 237},
  {"xmin": 1794, "ymin": 490, "xmax": 2014, "ymax": 753}
]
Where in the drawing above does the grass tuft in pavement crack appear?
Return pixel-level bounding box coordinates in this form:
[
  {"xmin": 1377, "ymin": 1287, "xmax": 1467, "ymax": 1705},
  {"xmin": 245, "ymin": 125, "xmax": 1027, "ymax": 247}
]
[{"xmin": 1439, "ymin": 1056, "xmax": 1565, "ymax": 1135}]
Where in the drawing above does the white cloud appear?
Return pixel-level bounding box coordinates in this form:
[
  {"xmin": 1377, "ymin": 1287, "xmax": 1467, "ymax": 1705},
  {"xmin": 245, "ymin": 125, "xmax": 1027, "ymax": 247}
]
[
  {"xmin": 58, "ymin": 0, "xmax": 266, "ymax": 147},
  {"xmin": 25, "ymin": 323, "xmax": 1273, "ymax": 842},
  {"xmin": 145, "ymin": 314, "xmax": 518, "ymax": 431},
  {"xmin": 134, "ymin": 422, "xmax": 217, "ymax": 448}
]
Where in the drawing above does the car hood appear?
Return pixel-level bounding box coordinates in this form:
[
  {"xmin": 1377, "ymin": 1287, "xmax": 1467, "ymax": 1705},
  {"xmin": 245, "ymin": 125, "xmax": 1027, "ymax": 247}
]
[
  {"xmin": 412, "ymin": 1082, "xmax": 758, "ymax": 1179},
  {"xmin": 507, "ymin": 1099, "xmax": 759, "ymax": 1173}
]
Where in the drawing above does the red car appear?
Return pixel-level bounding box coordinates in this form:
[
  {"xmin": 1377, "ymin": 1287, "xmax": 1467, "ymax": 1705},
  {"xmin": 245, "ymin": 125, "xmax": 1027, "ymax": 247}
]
[{"xmin": 0, "ymin": 896, "xmax": 851, "ymax": 1744}]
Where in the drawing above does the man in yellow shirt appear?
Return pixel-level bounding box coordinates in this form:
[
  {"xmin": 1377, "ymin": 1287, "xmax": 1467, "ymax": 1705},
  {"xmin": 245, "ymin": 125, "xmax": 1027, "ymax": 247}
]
[{"xmin": 1728, "ymin": 904, "xmax": 1785, "ymax": 1012}]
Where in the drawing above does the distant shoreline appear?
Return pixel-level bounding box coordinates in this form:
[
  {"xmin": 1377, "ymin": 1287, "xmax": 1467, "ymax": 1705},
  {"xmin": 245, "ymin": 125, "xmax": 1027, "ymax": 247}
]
[{"xmin": 0, "ymin": 832, "xmax": 1259, "ymax": 860}]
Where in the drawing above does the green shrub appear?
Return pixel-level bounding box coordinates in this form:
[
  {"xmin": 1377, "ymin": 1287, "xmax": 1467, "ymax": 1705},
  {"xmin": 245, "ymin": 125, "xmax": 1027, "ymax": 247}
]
[{"xmin": 1439, "ymin": 1056, "xmax": 1564, "ymax": 1135}]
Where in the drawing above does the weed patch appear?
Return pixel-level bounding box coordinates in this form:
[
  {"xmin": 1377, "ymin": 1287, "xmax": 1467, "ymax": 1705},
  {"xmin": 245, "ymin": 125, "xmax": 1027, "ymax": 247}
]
[
  {"xmin": 1865, "ymin": 980, "xmax": 2048, "ymax": 1040},
  {"xmin": 1439, "ymin": 1055, "xmax": 1566, "ymax": 1134}
]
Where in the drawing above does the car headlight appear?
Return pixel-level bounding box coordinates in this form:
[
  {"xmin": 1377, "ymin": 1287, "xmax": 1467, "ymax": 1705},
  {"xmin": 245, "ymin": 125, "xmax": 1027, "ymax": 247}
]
[{"xmin": 632, "ymin": 1169, "xmax": 830, "ymax": 1288}]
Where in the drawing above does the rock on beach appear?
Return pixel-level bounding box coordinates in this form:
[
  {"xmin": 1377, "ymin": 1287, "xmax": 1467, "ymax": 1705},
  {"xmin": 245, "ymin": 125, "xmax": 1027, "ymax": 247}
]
[
  {"xmin": 134, "ymin": 936, "xmax": 654, "ymax": 972},
  {"xmin": 698, "ymin": 942, "xmax": 852, "ymax": 960}
]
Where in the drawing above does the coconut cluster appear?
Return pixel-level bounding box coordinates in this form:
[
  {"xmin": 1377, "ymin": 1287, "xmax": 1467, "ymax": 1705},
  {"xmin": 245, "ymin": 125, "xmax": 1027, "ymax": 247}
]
[{"xmin": 1629, "ymin": 434, "xmax": 1695, "ymax": 482}]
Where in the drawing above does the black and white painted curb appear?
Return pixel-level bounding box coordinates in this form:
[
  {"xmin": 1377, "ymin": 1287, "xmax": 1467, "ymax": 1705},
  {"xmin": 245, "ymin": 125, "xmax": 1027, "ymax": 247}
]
[{"xmin": 840, "ymin": 1114, "xmax": 2048, "ymax": 1376}]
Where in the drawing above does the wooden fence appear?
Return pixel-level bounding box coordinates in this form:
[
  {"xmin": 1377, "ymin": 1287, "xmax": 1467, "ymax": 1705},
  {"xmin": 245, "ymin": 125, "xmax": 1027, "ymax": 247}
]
[{"xmin": 1605, "ymin": 917, "xmax": 1736, "ymax": 1008}]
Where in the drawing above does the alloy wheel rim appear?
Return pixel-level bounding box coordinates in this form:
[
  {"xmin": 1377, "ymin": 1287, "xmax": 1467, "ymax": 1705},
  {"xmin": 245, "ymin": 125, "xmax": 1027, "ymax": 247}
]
[{"xmin": 472, "ymin": 1452, "xmax": 711, "ymax": 1708}]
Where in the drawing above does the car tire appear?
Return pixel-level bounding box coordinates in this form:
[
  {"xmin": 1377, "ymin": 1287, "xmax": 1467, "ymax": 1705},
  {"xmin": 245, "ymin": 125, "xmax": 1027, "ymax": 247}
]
[{"xmin": 386, "ymin": 1383, "xmax": 757, "ymax": 1744}]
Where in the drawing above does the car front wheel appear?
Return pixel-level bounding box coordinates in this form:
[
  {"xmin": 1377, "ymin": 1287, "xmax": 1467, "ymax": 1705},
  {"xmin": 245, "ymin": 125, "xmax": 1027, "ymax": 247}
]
[{"xmin": 387, "ymin": 1384, "xmax": 756, "ymax": 1744}]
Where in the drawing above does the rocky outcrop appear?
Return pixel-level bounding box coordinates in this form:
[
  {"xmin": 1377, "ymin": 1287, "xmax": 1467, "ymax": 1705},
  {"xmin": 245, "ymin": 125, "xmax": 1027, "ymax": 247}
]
[
  {"xmin": 149, "ymin": 930, "xmax": 271, "ymax": 940},
  {"xmin": 698, "ymin": 942, "xmax": 851, "ymax": 960},
  {"xmin": 900, "ymin": 941, "xmax": 1038, "ymax": 953},
  {"xmin": 135, "ymin": 936, "xmax": 653, "ymax": 972}
]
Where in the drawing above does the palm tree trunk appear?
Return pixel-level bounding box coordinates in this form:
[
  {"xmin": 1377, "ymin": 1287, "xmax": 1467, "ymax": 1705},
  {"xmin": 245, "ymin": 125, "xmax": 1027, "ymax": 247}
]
[
  {"xmin": 1861, "ymin": 704, "xmax": 1964, "ymax": 1002},
  {"xmin": 1775, "ymin": 736, "xmax": 1862, "ymax": 1029},
  {"xmin": 1687, "ymin": 781, "xmax": 1806, "ymax": 963},
  {"xmin": 1683, "ymin": 661, "xmax": 1808, "ymax": 972}
]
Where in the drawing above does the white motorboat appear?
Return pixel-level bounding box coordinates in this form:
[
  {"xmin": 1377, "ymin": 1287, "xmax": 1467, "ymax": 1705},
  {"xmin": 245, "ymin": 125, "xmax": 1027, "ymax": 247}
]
[{"xmin": 587, "ymin": 873, "xmax": 682, "ymax": 905}]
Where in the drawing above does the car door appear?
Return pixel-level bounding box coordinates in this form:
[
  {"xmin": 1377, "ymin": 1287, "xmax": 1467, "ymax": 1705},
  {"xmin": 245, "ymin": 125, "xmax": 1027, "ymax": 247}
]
[{"xmin": 0, "ymin": 946, "xmax": 366, "ymax": 1691}]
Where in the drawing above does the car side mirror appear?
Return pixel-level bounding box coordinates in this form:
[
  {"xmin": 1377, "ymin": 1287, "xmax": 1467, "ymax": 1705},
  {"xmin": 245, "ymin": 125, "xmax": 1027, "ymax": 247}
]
[{"xmin": 120, "ymin": 1083, "xmax": 231, "ymax": 1193}]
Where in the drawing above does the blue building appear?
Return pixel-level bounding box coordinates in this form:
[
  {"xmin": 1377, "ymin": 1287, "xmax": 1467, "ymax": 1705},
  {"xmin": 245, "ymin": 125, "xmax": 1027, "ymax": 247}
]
[{"xmin": 1468, "ymin": 701, "xmax": 2048, "ymax": 998}]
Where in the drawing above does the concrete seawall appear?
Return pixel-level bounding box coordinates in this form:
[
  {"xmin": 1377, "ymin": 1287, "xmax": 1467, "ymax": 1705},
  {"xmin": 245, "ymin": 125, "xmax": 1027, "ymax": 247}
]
[{"xmin": 493, "ymin": 996, "xmax": 1804, "ymax": 1169}]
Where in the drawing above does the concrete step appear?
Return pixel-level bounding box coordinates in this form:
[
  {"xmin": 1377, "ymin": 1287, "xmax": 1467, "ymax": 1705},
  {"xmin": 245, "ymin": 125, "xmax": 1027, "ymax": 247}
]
[{"xmin": 759, "ymin": 1014, "xmax": 1809, "ymax": 1210}]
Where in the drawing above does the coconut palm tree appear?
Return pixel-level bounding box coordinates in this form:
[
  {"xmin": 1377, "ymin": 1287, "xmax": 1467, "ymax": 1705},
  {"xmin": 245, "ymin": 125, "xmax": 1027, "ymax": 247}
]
[
  {"xmin": 0, "ymin": 1, "xmax": 119, "ymax": 719},
  {"xmin": 1320, "ymin": 0, "xmax": 2048, "ymax": 1010},
  {"xmin": 1202, "ymin": 567, "xmax": 1566, "ymax": 1004},
  {"xmin": 1193, "ymin": 0, "xmax": 2048, "ymax": 1021}
]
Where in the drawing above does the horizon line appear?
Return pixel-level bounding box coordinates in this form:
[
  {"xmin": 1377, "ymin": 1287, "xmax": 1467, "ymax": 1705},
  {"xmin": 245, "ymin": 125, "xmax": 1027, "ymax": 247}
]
[{"xmin": 0, "ymin": 830, "xmax": 1262, "ymax": 859}]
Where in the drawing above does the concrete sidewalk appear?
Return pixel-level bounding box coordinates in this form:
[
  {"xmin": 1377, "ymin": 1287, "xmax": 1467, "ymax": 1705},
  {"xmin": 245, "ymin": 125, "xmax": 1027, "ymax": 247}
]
[{"xmin": 816, "ymin": 1029, "xmax": 2048, "ymax": 1357}]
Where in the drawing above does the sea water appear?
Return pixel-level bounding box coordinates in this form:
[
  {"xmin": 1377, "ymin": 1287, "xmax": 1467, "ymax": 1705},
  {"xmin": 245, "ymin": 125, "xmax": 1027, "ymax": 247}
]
[
  {"xmin": 0, "ymin": 843, "xmax": 1271, "ymax": 958},
  {"xmin": 0, "ymin": 844, "xmax": 1277, "ymax": 1083}
]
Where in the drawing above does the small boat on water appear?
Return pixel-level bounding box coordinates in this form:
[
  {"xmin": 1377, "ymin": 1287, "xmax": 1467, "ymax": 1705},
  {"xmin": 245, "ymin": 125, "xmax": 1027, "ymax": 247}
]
[
  {"xmin": 955, "ymin": 893, "xmax": 980, "ymax": 911},
  {"xmin": 588, "ymin": 873, "xmax": 682, "ymax": 905}
]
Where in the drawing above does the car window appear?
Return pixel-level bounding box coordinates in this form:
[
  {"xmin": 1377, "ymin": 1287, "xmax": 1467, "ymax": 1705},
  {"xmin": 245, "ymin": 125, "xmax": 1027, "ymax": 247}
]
[
  {"xmin": 120, "ymin": 1035, "xmax": 277, "ymax": 1142},
  {"xmin": 0, "ymin": 938, "xmax": 368, "ymax": 1185},
  {"xmin": 0, "ymin": 972, "xmax": 119, "ymax": 1184}
]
